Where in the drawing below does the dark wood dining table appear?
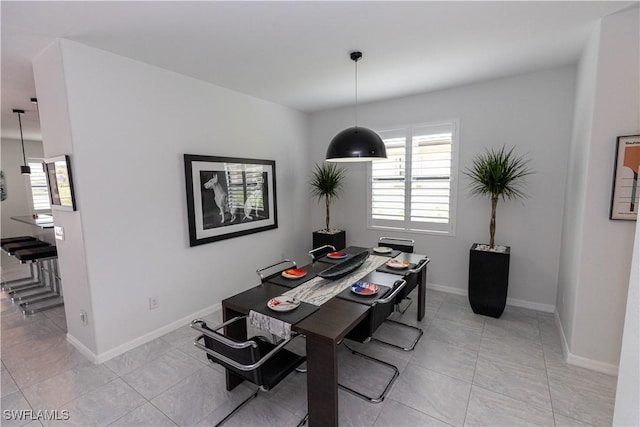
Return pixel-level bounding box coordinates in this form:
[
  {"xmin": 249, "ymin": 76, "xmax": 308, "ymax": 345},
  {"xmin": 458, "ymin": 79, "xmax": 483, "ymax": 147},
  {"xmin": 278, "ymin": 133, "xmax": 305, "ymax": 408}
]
[{"xmin": 220, "ymin": 246, "xmax": 429, "ymax": 427}]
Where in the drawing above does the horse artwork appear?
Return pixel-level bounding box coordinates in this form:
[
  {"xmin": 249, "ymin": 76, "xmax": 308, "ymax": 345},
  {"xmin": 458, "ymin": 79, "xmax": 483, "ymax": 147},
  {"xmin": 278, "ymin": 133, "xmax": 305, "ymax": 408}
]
[
  {"xmin": 184, "ymin": 154, "xmax": 278, "ymax": 246},
  {"xmin": 243, "ymin": 177, "xmax": 264, "ymax": 221},
  {"xmin": 203, "ymin": 174, "xmax": 236, "ymax": 225}
]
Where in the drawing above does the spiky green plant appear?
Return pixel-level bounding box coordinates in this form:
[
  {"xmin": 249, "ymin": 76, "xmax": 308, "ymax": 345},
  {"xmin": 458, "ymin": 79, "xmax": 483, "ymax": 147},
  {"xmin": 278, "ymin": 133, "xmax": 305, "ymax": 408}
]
[
  {"xmin": 310, "ymin": 162, "xmax": 346, "ymax": 231},
  {"xmin": 464, "ymin": 145, "xmax": 533, "ymax": 249}
]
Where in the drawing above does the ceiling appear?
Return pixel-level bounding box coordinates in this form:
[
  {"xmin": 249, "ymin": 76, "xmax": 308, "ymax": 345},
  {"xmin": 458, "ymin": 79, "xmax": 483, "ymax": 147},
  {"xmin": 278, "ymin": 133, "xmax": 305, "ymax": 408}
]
[{"xmin": 1, "ymin": 1, "xmax": 636, "ymax": 141}]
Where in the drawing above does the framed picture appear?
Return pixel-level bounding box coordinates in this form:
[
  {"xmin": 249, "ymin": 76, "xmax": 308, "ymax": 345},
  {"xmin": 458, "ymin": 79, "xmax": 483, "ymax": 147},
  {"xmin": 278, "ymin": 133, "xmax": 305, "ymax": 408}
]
[
  {"xmin": 43, "ymin": 155, "xmax": 77, "ymax": 211},
  {"xmin": 184, "ymin": 154, "xmax": 278, "ymax": 246},
  {"xmin": 610, "ymin": 135, "xmax": 640, "ymax": 220}
]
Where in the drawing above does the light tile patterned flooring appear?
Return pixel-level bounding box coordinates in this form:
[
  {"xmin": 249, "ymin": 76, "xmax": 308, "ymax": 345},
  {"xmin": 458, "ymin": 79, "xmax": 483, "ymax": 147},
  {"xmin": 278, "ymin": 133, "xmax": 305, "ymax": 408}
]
[{"xmin": 1, "ymin": 259, "xmax": 618, "ymax": 426}]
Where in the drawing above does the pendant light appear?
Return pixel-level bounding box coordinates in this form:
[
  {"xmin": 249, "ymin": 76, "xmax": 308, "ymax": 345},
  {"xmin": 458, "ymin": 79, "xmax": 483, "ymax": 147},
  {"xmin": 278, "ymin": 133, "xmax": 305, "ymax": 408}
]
[
  {"xmin": 13, "ymin": 109, "xmax": 30, "ymax": 175},
  {"xmin": 326, "ymin": 51, "xmax": 387, "ymax": 162}
]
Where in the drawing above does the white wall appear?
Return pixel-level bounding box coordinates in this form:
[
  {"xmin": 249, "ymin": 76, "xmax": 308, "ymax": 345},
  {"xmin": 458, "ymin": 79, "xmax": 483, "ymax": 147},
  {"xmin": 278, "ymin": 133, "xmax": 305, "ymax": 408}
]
[
  {"xmin": 557, "ymin": 8, "xmax": 639, "ymax": 372},
  {"xmin": 556, "ymin": 21, "xmax": 601, "ymax": 362},
  {"xmin": 0, "ymin": 138, "xmax": 45, "ymax": 239},
  {"xmin": 309, "ymin": 67, "xmax": 576, "ymax": 310},
  {"xmin": 33, "ymin": 40, "xmax": 311, "ymax": 359},
  {"xmin": 613, "ymin": 220, "xmax": 639, "ymax": 426}
]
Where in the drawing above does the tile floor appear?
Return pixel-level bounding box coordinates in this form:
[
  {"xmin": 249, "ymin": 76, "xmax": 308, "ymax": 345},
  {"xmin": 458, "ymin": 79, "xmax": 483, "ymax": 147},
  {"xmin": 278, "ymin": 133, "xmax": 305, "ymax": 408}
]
[{"xmin": 1, "ymin": 259, "xmax": 618, "ymax": 426}]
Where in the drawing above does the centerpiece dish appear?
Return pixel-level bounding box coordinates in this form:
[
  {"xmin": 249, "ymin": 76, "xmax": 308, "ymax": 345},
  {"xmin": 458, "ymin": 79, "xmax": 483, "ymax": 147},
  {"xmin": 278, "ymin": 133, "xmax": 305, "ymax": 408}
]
[{"xmin": 319, "ymin": 251, "xmax": 369, "ymax": 280}]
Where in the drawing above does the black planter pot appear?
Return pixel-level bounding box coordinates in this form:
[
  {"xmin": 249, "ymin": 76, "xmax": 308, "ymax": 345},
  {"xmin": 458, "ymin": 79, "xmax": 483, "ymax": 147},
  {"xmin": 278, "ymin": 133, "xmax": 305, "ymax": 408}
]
[
  {"xmin": 312, "ymin": 230, "xmax": 346, "ymax": 251},
  {"xmin": 468, "ymin": 243, "xmax": 510, "ymax": 318}
]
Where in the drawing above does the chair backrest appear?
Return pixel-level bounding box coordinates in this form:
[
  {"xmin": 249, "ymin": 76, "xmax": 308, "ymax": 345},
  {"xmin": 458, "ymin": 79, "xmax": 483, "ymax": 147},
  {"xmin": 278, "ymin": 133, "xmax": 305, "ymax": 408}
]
[
  {"xmin": 191, "ymin": 317, "xmax": 305, "ymax": 390},
  {"xmin": 256, "ymin": 259, "xmax": 297, "ymax": 283},
  {"xmin": 191, "ymin": 318, "xmax": 265, "ymax": 385},
  {"xmin": 378, "ymin": 237, "xmax": 414, "ymax": 253},
  {"xmin": 396, "ymin": 257, "xmax": 429, "ymax": 302},
  {"xmin": 346, "ymin": 280, "xmax": 406, "ymax": 343},
  {"xmin": 308, "ymin": 244, "xmax": 336, "ymax": 262}
]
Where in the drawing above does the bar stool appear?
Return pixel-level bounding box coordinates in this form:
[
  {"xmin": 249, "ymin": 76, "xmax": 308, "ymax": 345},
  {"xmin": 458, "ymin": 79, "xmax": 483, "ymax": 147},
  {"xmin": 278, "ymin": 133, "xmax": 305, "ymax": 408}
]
[
  {"xmin": 1, "ymin": 239, "xmax": 50, "ymax": 291},
  {"xmin": 1, "ymin": 236, "xmax": 37, "ymax": 245},
  {"xmin": 2, "ymin": 239, "xmax": 50, "ymax": 254},
  {"xmin": 12, "ymin": 246, "xmax": 63, "ymax": 314}
]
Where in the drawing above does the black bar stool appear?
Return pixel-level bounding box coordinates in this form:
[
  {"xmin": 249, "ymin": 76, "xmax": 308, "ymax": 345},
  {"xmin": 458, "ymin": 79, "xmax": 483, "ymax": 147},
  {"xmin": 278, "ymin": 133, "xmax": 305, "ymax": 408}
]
[
  {"xmin": 12, "ymin": 246, "xmax": 63, "ymax": 314},
  {"xmin": 1, "ymin": 236, "xmax": 37, "ymax": 245},
  {"xmin": 1, "ymin": 239, "xmax": 50, "ymax": 291},
  {"xmin": 2, "ymin": 239, "xmax": 50, "ymax": 255}
]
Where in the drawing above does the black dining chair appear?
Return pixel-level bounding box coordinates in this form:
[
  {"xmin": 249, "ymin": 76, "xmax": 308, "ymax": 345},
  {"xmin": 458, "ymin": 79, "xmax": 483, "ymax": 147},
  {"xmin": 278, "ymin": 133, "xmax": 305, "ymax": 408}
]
[
  {"xmin": 191, "ymin": 317, "xmax": 307, "ymax": 426},
  {"xmin": 377, "ymin": 236, "xmax": 415, "ymax": 313},
  {"xmin": 378, "ymin": 236, "xmax": 415, "ymax": 253},
  {"xmin": 339, "ymin": 279, "xmax": 406, "ymax": 403},
  {"xmin": 307, "ymin": 244, "xmax": 335, "ymax": 262},
  {"xmin": 256, "ymin": 259, "xmax": 297, "ymax": 283},
  {"xmin": 372, "ymin": 257, "xmax": 429, "ymax": 352}
]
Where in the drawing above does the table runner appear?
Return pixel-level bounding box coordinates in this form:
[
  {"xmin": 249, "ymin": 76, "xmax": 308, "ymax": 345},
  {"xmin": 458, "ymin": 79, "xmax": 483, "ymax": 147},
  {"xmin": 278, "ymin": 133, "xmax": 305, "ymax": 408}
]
[
  {"xmin": 249, "ymin": 300, "xmax": 320, "ymax": 339},
  {"xmin": 249, "ymin": 254, "xmax": 389, "ymax": 338},
  {"xmin": 282, "ymin": 254, "xmax": 389, "ymax": 306}
]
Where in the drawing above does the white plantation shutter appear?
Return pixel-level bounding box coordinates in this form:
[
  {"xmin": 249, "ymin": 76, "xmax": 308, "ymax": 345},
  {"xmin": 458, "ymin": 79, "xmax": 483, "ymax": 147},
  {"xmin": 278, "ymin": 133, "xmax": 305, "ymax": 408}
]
[
  {"xmin": 28, "ymin": 160, "xmax": 51, "ymax": 211},
  {"xmin": 371, "ymin": 129, "xmax": 406, "ymax": 222},
  {"xmin": 369, "ymin": 121, "xmax": 458, "ymax": 235}
]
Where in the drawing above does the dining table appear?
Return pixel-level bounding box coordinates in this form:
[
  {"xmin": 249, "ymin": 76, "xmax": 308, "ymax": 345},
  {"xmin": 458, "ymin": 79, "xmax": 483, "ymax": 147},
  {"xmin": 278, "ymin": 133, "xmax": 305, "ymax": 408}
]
[{"xmin": 220, "ymin": 245, "xmax": 429, "ymax": 427}]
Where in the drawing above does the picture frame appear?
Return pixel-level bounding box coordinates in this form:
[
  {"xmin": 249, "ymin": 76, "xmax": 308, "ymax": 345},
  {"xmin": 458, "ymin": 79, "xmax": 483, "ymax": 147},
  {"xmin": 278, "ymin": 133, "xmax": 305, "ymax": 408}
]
[
  {"xmin": 43, "ymin": 155, "xmax": 77, "ymax": 211},
  {"xmin": 610, "ymin": 135, "xmax": 640, "ymax": 220},
  {"xmin": 184, "ymin": 154, "xmax": 278, "ymax": 246}
]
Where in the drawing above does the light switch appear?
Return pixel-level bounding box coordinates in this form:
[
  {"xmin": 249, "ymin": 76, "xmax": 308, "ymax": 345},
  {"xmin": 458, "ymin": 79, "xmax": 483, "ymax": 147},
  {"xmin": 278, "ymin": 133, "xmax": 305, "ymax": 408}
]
[{"xmin": 54, "ymin": 226, "xmax": 65, "ymax": 241}]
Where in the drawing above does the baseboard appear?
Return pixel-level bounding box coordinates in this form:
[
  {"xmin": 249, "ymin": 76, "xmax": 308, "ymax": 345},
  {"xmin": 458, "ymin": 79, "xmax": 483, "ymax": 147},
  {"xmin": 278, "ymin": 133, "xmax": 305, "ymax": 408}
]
[
  {"xmin": 426, "ymin": 282, "xmax": 466, "ymax": 296},
  {"xmin": 66, "ymin": 302, "xmax": 222, "ymax": 364},
  {"xmin": 554, "ymin": 310, "xmax": 619, "ymax": 376},
  {"xmin": 66, "ymin": 333, "xmax": 100, "ymax": 364},
  {"xmin": 506, "ymin": 296, "xmax": 555, "ymax": 313},
  {"xmin": 425, "ymin": 283, "xmax": 555, "ymax": 313}
]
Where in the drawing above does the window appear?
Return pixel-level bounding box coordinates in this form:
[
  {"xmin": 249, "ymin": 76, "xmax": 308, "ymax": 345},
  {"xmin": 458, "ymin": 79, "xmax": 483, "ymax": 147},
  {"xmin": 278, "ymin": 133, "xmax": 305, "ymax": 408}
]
[
  {"xmin": 225, "ymin": 163, "xmax": 265, "ymax": 213},
  {"xmin": 368, "ymin": 121, "xmax": 458, "ymax": 235},
  {"xmin": 28, "ymin": 160, "xmax": 51, "ymax": 212}
]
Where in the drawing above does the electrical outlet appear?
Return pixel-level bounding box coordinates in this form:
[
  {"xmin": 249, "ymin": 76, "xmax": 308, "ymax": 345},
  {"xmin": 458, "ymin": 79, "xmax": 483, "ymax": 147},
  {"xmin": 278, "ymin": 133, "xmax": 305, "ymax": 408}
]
[
  {"xmin": 54, "ymin": 226, "xmax": 65, "ymax": 241},
  {"xmin": 79, "ymin": 310, "xmax": 88, "ymax": 325},
  {"xmin": 149, "ymin": 296, "xmax": 159, "ymax": 310}
]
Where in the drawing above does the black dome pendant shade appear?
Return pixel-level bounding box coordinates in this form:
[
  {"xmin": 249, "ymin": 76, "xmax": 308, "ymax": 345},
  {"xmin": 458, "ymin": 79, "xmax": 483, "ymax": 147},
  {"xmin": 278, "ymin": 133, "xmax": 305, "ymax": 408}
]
[
  {"xmin": 326, "ymin": 51, "xmax": 387, "ymax": 162},
  {"xmin": 326, "ymin": 126, "xmax": 387, "ymax": 162}
]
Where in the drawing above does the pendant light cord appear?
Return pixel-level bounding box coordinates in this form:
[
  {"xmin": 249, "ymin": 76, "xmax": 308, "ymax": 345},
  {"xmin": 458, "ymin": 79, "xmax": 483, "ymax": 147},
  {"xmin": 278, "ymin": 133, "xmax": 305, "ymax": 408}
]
[
  {"xmin": 17, "ymin": 112, "xmax": 27, "ymax": 166},
  {"xmin": 354, "ymin": 57, "xmax": 358, "ymax": 128}
]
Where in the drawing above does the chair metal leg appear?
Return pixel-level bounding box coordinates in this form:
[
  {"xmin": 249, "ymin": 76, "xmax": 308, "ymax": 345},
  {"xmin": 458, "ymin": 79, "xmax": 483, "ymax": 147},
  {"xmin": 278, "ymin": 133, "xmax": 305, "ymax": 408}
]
[
  {"xmin": 297, "ymin": 413, "xmax": 309, "ymax": 427},
  {"xmin": 371, "ymin": 319, "xmax": 424, "ymax": 351},
  {"xmin": 215, "ymin": 386, "xmax": 307, "ymax": 427},
  {"xmin": 338, "ymin": 342, "xmax": 399, "ymax": 403},
  {"xmin": 1, "ymin": 263, "xmax": 37, "ymax": 289},
  {"xmin": 396, "ymin": 296, "xmax": 413, "ymax": 314},
  {"xmin": 215, "ymin": 387, "xmax": 260, "ymax": 427}
]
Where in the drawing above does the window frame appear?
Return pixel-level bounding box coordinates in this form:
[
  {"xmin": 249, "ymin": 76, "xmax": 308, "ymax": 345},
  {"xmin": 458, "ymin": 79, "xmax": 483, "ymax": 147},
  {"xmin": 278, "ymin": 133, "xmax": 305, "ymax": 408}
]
[{"xmin": 367, "ymin": 119, "xmax": 460, "ymax": 236}]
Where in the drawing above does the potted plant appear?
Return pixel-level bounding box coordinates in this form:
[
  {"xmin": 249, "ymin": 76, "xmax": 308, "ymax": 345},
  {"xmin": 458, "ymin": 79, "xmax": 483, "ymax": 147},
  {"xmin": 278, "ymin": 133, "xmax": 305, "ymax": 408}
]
[
  {"xmin": 464, "ymin": 145, "xmax": 533, "ymax": 318},
  {"xmin": 310, "ymin": 162, "xmax": 346, "ymax": 250}
]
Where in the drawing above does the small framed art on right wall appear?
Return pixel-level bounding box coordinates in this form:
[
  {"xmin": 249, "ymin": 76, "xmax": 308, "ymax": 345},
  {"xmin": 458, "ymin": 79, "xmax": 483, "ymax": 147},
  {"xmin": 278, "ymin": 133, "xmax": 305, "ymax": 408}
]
[{"xmin": 610, "ymin": 134, "xmax": 640, "ymax": 220}]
